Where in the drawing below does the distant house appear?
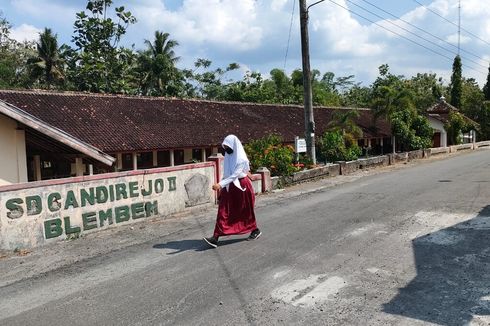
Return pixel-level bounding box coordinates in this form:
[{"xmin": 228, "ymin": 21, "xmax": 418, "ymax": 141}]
[
  {"xmin": 426, "ymin": 97, "xmax": 478, "ymax": 147},
  {"xmin": 0, "ymin": 89, "xmax": 392, "ymax": 185}
]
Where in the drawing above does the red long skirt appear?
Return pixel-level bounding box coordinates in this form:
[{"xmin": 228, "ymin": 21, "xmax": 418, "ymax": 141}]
[{"xmin": 213, "ymin": 177, "xmax": 257, "ymax": 238}]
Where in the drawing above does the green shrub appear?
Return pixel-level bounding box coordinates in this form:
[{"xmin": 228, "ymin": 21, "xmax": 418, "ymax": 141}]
[
  {"xmin": 317, "ymin": 130, "xmax": 362, "ymax": 162},
  {"xmin": 244, "ymin": 134, "xmax": 298, "ymax": 176}
]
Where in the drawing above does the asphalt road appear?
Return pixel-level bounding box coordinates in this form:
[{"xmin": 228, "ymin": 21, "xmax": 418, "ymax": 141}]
[{"xmin": 1, "ymin": 149, "xmax": 490, "ymax": 326}]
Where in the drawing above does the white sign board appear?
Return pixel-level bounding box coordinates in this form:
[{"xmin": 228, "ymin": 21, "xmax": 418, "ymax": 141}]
[{"xmin": 295, "ymin": 137, "xmax": 307, "ymax": 153}]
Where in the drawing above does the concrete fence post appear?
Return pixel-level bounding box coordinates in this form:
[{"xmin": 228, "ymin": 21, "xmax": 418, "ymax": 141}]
[
  {"xmin": 257, "ymin": 167, "xmax": 272, "ymax": 193},
  {"xmin": 208, "ymin": 153, "xmax": 224, "ymax": 184},
  {"xmin": 336, "ymin": 161, "xmax": 346, "ymax": 175}
]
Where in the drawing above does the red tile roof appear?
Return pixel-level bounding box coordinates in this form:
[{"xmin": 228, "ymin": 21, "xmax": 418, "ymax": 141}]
[
  {"xmin": 0, "ymin": 89, "xmax": 391, "ymax": 152},
  {"xmin": 426, "ymin": 100, "xmax": 459, "ymax": 114},
  {"xmin": 427, "ymin": 99, "xmax": 479, "ymax": 127}
]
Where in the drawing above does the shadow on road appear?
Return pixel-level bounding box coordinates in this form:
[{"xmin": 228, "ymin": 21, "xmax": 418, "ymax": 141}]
[
  {"xmin": 153, "ymin": 238, "xmax": 247, "ymax": 255},
  {"xmin": 383, "ymin": 205, "xmax": 490, "ymax": 325}
]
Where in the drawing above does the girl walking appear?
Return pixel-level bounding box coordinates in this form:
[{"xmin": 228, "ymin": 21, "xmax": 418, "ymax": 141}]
[{"xmin": 203, "ymin": 135, "xmax": 261, "ymax": 248}]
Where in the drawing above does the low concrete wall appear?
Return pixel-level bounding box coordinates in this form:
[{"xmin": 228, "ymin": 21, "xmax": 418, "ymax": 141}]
[
  {"xmin": 450, "ymin": 143, "xmax": 473, "ymax": 152},
  {"xmin": 430, "ymin": 147, "xmax": 450, "ymax": 155},
  {"xmin": 393, "ymin": 152, "xmax": 408, "ymax": 163},
  {"xmin": 358, "ymin": 156, "xmax": 390, "ymax": 169},
  {"xmin": 407, "ymin": 150, "xmax": 424, "ymax": 161},
  {"xmin": 291, "ymin": 164, "xmax": 340, "ymax": 182},
  {"xmin": 475, "ymin": 141, "xmax": 490, "ymax": 148},
  {"xmin": 338, "ymin": 156, "xmax": 390, "ymax": 175},
  {"xmin": 271, "ymin": 140, "xmax": 490, "ymax": 189},
  {"xmin": 0, "ymin": 163, "xmax": 216, "ymax": 250},
  {"xmin": 270, "ymin": 164, "xmax": 340, "ymax": 189}
]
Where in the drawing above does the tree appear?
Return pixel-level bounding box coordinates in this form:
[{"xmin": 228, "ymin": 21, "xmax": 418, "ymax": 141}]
[
  {"xmin": 483, "ymin": 64, "xmax": 490, "ymax": 101},
  {"xmin": 28, "ymin": 28, "xmax": 64, "ymax": 88},
  {"xmin": 390, "ymin": 109, "xmax": 433, "ymax": 151},
  {"xmin": 267, "ymin": 68, "xmax": 297, "ymax": 104},
  {"xmin": 478, "ymin": 103, "xmax": 490, "ymax": 140},
  {"xmin": 138, "ymin": 31, "xmax": 183, "ymax": 96},
  {"xmin": 406, "ymin": 73, "xmax": 444, "ymax": 112},
  {"xmin": 0, "ymin": 13, "xmax": 35, "ymax": 88},
  {"xmin": 371, "ymin": 64, "xmax": 414, "ymax": 121},
  {"xmin": 461, "ymin": 78, "xmax": 484, "ymax": 117},
  {"xmin": 68, "ymin": 0, "xmax": 136, "ymax": 93},
  {"xmin": 311, "ymin": 71, "xmax": 342, "ymax": 106},
  {"xmin": 370, "ymin": 64, "xmax": 433, "ymax": 151},
  {"xmin": 444, "ymin": 111, "xmax": 475, "ymax": 145},
  {"xmin": 327, "ymin": 109, "xmax": 363, "ymax": 139},
  {"xmin": 188, "ymin": 59, "xmax": 239, "ymax": 99},
  {"xmin": 449, "ymin": 55, "xmax": 463, "ymax": 109},
  {"xmin": 317, "ymin": 130, "xmax": 361, "ymax": 163},
  {"xmin": 341, "ymin": 85, "xmax": 371, "ymax": 108}
]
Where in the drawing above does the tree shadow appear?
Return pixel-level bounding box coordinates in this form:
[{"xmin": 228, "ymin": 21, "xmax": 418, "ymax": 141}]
[
  {"xmin": 383, "ymin": 205, "xmax": 490, "ymax": 325},
  {"xmin": 153, "ymin": 238, "xmax": 248, "ymax": 255}
]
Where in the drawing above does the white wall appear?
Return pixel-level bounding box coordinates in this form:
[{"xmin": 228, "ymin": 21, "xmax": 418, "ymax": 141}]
[
  {"xmin": 427, "ymin": 117, "xmax": 447, "ymax": 148},
  {"xmin": 0, "ymin": 114, "xmax": 27, "ymax": 186},
  {"xmin": 0, "ymin": 163, "xmax": 215, "ymax": 250}
]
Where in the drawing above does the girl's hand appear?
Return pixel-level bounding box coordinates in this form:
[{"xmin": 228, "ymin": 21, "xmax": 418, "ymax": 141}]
[{"xmin": 212, "ymin": 183, "xmax": 222, "ymax": 191}]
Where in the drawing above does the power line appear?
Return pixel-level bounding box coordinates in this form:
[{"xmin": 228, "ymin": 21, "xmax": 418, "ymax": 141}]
[
  {"xmin": 345, "ymin": 0, "xmax": 487, "ymax": 70},
  {"xmin": 359, "ymin": 0, "xmax": 486, "ymax": 63},
  {"xmin": 411, "ymin": 0, "xmax": 490, "ymax": 48},
  {"xmin": 324, "ymin": 0, "xmax": 486, "ymax": 75},
  {"xmin": 284, "ymin": 0, "xmax": 296, "ymax": 71}
]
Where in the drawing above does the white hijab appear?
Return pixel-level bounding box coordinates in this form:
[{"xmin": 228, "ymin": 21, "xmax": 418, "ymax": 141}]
[{"xmin": 222, "ymin": 134, "xmax": 250, "ymax": 190}]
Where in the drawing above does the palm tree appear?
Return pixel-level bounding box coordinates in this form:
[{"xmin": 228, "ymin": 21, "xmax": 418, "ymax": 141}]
[
  {"xmin": 139, "ymin": 31, "xmax": 180, "ymax": 96},
  {"xmin": 328, "ymin": 109, "xmax": 363, "ymax": 139},
  {"xmin": 29, "ymin": 28, "xmax": 64, "ymax": 88}
]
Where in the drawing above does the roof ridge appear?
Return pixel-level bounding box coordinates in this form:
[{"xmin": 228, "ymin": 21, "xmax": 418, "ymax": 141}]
[{"xmin": 0, "ymin": 88, "xmax": 372, "ymax": 110}]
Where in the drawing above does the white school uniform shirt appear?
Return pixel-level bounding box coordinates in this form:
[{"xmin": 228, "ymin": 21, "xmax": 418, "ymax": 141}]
[{"xmin": 219, "ymin": 135, "xmax": 250, "ymax": 191}]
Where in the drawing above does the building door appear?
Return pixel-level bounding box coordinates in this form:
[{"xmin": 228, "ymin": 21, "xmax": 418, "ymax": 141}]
[{"xmin": 432, "ymin": 132, "xmax": 441, "ymax": 147}]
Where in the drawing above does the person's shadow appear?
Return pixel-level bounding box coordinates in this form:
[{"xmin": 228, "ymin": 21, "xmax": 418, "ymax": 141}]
[
  {"xmin": 383, "ymin": 205, "xmax": 490, "ymax": 325},
  {"xmin": 153, "ymin": 238, "xmax": 248, "ymax": 255}
]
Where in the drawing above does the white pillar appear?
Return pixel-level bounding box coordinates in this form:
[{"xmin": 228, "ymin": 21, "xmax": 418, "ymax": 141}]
[
  {"xmin": 75, "ymin": 157, "xmax": 84, "ymax": 176},
  {"xmin": 392, "ymin": 136, "xmax": 396, "ymax": 153},
  {"xmin": 152, "ymin": 150, "xmax": 158, "ymax": 167},
  {"xmin": 15, "ymin": 129, "xmax": 27, "ymax": 182},
  {"xmin": 170, "ymin": 150, "xmax": 175, "ymax": 166},
  {"xmin": 116, "ymin": 153, "xmax": 122, "ymax": 171},
  {"xmin": 34, "ymin": 155, "xmax": 42, "ymax": 181},
  {"xmin": 441, "ymin": 131, "xmax": 447, "ymax": 148},
  {"xmin": 88, "ymin": 164, "xmax": 93, "ymax": 175},
  {"xmin": 201, "ymin": 148, "xmax": 207, "ymax": 162},
  {"xmin": 132, "ymin": 153, "xmax": 138, "ymax": 170}
]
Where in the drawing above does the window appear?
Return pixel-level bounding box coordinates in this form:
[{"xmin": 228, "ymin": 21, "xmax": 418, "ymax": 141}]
[
  {"xmin": 205, "ymin": 147, "xmax": 213, "ymax": 160},
  {"xmin": 137, "ymin": 152, "xmax": 153, "ymax": 169},
  {"xmin": 157, "ymin": 151, "xmax": 171, "ymax": 167},
  {"xmin": 174, "ymin": 149, "xmax": 184, "ymax": 165},
  {"xmin": 122, "ymin": 153, "xmax": 133, "ymax": 170},
  {"xmin": 192, "ymin": 149, "xmax": 202, "ymax": 162}
]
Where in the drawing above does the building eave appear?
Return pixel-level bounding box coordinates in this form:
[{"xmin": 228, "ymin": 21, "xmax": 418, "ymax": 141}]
[{"xmin": 0, "ymin": 99, "xmax": 115, "ymax": 166}]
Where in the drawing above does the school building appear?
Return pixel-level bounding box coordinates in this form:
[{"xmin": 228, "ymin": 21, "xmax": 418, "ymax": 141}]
[{"xmin": 0, "ymin": 89, "xmax": 392, "ymax": 186}]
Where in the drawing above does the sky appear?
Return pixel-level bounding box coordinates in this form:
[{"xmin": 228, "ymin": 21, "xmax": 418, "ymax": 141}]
[{"xmin": 1, "ymin": 0, "xmax": 490, "ymax": 88}]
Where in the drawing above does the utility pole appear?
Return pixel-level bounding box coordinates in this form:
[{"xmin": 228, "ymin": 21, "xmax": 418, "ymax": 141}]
[{"xmin": 299, "ymin": 0, "xmax": 318, "ymax": 164}]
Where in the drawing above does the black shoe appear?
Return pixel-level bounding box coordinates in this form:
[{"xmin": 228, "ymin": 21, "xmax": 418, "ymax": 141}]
[
  {"xmin": 248, "ymin": 229, "xmax": 262, "ymax": 241},
  {"xmin": 203, "ymin": 237, "xmax": 218, "ymax": 248}
]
